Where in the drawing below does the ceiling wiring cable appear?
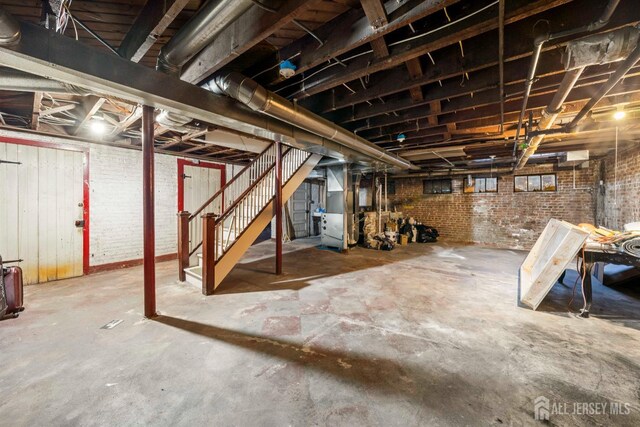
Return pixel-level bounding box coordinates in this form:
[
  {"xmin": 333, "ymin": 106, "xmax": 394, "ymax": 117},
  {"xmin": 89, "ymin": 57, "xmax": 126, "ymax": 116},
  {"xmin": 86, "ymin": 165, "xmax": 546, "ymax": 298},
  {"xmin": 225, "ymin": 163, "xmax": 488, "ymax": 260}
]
[{"xmin": 283, "ymin": 0, "xmax": 499, "ymax": 98}]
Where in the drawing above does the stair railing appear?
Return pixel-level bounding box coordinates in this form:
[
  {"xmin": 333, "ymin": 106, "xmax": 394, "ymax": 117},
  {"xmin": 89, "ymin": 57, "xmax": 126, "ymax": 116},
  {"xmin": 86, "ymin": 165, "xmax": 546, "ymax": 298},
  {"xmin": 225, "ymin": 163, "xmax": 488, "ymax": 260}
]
[
  {"xmin": 177, "ymin": 143, "xmax": 276, "ymax": 280},
  {"xmin": 211, "ymin": 146, "xmax": 312, "ymax": 260}
]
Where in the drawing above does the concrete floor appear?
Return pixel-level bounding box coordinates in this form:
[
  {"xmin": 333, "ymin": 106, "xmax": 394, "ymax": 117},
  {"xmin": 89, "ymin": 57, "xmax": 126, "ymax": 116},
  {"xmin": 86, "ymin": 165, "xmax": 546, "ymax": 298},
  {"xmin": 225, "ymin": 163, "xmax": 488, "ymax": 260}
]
[{"xmin": 1, "ymin": 238, "xmax": 639, "ymax": 426}]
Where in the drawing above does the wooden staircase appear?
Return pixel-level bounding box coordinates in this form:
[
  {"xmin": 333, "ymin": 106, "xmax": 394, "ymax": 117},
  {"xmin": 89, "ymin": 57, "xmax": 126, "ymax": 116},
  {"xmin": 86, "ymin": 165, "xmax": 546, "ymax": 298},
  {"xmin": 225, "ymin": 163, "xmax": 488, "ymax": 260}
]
[{"xmin": 177, "ymin": 143, "xmax": 321, "ymax": 294}]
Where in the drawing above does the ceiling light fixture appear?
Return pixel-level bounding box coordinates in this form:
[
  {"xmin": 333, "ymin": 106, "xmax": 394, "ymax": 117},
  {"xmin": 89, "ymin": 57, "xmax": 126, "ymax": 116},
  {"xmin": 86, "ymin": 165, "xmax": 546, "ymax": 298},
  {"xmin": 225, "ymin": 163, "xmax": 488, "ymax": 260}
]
[
  {"xmin": 90, "ymin": 118, "xmax": 107, "ymax": 135},
  {"xmin": 613, "ymin": 106, "xmax": 626, "ymax": 121}
]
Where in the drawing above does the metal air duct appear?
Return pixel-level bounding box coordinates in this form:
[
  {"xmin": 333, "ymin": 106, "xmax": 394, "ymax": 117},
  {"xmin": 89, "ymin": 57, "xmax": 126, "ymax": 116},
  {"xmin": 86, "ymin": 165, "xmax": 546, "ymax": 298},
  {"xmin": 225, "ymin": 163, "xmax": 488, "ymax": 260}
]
[
  {"xmin": 0, "ymin": 8, "xmax": 20, "ymax": 45},
  {"xmin": 0, "ymin": 68, "xmax": 90, "ymax": 95},
  {"xmin": 156, "ymin": 0, "xmax": 254, "ymax": 76},
  {"xmin": 205, "ymin": 72, "xmax": 417, "ymax": 170}
]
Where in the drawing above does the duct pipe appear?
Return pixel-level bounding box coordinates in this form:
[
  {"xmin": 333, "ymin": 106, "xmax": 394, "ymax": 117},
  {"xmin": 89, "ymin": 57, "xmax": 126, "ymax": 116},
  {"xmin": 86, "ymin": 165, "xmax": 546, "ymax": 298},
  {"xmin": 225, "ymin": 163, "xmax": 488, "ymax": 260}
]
[
  {"xmin": 515, "ymin": 25, "xmax": 640, "ymax": 169},
  {"xmin": 566, "ymin": 42, "xmax": 640, "ymax": 131},
  {"xmin": 514, "ymin": 0, "xmax": 620, "ymax": 142},
  {"xmin": 205, "ymin": 72, "xmax": 417, "ymax": 170},
  {"xmin": 514, "ymin": 67, "xmax": 585, "ymax": 170},
  {"xmin": 0, "ymin": 8, "xmax": 20, "ymax": 46},
  {"xmin": 392, "ymin": 167, "xmax": 514, "ymax": 179},
  {"xmin": 0, "ymin": 68, "xmax": 91, "ymax": 95},
  {"xmin": 157, "ymin": 0, "xmax": 253, "ymax": 75}
]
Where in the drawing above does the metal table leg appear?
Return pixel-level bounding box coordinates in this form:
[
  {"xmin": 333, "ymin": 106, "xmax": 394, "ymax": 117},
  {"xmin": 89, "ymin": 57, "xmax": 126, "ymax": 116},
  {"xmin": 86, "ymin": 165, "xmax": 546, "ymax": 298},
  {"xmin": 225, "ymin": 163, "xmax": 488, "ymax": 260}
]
[{"xmin": 579, "ymin": 261, "xmax": 594, "ymax": 318}]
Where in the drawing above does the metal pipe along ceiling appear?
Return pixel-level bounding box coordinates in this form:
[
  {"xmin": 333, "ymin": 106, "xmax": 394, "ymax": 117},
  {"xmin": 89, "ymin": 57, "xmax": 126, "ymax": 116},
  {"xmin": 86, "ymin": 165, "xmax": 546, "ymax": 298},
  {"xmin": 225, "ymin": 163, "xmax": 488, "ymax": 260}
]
[
  {"xmin": 205, "ymin": 72, "xmax": 417, "ymax": 170},
  {"xmin": 0, "ymin": 7, "xmax": 20, "ymax": 45},
  {"xmin": 157, "ymin": 0, "xmax": 254, "ymax": 75},
  {"xmin": 515, "ymin": 25, "xmax": 640, "ymax": 170},
  {"xmin": 514, "ymin": 0, "xmax": 621, "ymax": 141},
  {"xmin": 0, "ymin": 68, "xmax": 91, "ymax": 95}
]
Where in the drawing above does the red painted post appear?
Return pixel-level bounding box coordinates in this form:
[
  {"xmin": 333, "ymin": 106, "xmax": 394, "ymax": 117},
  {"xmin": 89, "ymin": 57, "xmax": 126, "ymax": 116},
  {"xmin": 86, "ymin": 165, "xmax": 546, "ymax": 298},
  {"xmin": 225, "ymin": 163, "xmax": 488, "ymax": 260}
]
[
  {"xmin": 275, "ymin": 141, "xmax": 283, "ymax": 275},
  {"xmin": 201, "ymin": 213, "xmax": 217, "ymax": 295},
  {"xmin": 142, "ymin": 105, "xmax": 156, "ymax": 318},
  {"xmin": 177, "ymin": 211, "xmax": 190, "ymax": 282}
]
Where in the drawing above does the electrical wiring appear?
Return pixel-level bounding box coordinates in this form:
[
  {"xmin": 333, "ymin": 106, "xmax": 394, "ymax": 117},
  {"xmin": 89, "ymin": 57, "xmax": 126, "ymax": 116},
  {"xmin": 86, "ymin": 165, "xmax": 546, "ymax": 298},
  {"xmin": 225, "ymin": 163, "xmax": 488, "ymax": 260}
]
[
  {"xmin": 580, "ymin": 245, "xmax": 587, "ymax": 312},
  {"xmin": 280, "ymin": 0, "xmax": 499, "ymax": 98},
  {"xmin": 567, "ymin": 245, "xmax": 587, "ymax": 312}
]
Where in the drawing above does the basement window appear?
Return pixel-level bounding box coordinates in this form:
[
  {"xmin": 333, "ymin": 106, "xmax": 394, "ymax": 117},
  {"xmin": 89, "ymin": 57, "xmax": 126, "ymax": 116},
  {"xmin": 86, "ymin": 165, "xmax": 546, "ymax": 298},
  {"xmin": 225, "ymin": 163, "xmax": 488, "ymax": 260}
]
[
  {"xmin": 463, "ymin": 177, "xmax": 498, "ymax": 193},
  {"xmin": 423, "ymin": 179, "xmax": 452, "ymax": 195},
  {"xmin": 514, "ymin": 174, "xmax": 557, "ymax": 193},
  {"xmin": 387, "ymin": 180, "xmax": 396, "ymax": 195}
]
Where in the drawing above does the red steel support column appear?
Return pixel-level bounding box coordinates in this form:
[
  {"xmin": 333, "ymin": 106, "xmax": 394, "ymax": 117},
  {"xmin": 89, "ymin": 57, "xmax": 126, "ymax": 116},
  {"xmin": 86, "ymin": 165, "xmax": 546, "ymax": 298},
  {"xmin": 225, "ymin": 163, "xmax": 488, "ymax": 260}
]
[
  {"xmin": 142, "ymin": 105, "xmax": 156, "ymax": 318},
  {"xmin": 201, "ymin": 213, "xmax": 216, "ymax": 295},
  {"xmin": 275, "ymin": 141, "xmax": 283, "ymax": 275},
  {"xmin": 177, "ymin": 211, "xmax": 190, "ymax": 282}
]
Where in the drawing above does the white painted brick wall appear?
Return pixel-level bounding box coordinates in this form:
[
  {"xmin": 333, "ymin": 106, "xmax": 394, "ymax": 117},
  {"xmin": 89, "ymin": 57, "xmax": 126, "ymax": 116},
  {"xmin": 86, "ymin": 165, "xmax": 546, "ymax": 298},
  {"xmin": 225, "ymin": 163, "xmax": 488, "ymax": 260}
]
[
  {"xmin": 0, "ymin": 129, "xmax": 233, "ymax": 268},
  {"xmin": 90, "ymin": 144, "xmax": 178, "ymax": 265}
]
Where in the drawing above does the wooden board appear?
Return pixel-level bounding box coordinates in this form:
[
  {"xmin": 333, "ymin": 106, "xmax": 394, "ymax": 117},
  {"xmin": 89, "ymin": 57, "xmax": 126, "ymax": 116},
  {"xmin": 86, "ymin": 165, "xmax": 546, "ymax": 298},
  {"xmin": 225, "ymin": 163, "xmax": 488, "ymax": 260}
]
[{"xmin": 519, "ymin": 218, "xmax": 589, "ymax": 310}]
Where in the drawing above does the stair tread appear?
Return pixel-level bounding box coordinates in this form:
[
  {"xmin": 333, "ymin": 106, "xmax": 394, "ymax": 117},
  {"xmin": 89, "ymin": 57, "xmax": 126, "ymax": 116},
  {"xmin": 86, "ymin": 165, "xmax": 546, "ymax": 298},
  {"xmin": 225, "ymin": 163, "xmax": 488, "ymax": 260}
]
[{"xmin": 184, "ymin": 266, "xmax": 202, "ymax": 279}]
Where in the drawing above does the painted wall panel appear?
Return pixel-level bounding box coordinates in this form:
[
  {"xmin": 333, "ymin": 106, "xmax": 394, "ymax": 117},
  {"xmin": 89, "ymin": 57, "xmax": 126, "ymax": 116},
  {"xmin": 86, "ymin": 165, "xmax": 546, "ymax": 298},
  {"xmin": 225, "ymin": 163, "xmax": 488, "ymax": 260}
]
[{"xmin": 0, "ymin": 142, "xmax": 83, "ymax": 284}]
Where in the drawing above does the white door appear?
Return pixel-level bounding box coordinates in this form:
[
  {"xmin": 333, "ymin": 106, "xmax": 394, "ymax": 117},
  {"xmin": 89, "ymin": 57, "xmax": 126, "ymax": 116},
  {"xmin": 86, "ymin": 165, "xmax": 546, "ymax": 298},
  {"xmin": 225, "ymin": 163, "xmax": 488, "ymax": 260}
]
[
  {"xmin": 183, "ymin": 164, "xmax": 223, "ymax": 263},
  {"xmin": 0, "ymin": 143, "xmax": 84, "ymax": 284},
  {"xmin": 289, "ymin": 182, "xmax": 310, "ymax": 238}
]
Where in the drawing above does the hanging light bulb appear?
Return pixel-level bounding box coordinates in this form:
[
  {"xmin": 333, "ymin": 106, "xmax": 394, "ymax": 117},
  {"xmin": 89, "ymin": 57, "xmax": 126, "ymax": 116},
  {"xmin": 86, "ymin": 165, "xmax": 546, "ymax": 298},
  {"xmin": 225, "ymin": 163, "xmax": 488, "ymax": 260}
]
[{"xmin": 613, "ymin": 106, "xmax": 626, "ymax": 121}]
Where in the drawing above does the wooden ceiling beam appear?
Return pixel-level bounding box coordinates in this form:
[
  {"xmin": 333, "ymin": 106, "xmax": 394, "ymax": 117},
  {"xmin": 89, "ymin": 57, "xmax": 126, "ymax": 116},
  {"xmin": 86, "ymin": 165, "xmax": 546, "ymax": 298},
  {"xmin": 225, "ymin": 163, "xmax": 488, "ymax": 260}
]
[
  {"xmin": 270, "ymin": 0, "xmax": 459, "ymax": 85},
  {"xmin": 350, "ymin": 66, "xmax": 640, "ymax": 132},
  {"xmin": 406, "ymin": 58, "xmax": 425, "ymax": 102},
  {"xmin": 30, "ymin": 92, "xmax": 42, "ymax": 130},
  {"xmin": 360, "ymin": 0, "xmax": 390, "ymax": 59},
  {"xmin": 73, "ymin": 96, "xmax": 106, "ymax": 135},
  {"xmin": 312, "ymin": 2, "xmax": 639, "ymax": 115},
  {"xmin": 181, "ymin": 0, "xmax": 312, "ymax": 84},
  {"xmin": 118, "ymin": 0, "xmax": 190, "ymax": 62},
  {"xmin": 112, "ymin": 106, "xmax": 143, "ymax": 136},
  {"xmin": 287, "ymin": 0, "xmax": 571, "ymax": 99},
  {"xmin": 359, "ymin": 76, "xmax": 640, "ymax": 139}
]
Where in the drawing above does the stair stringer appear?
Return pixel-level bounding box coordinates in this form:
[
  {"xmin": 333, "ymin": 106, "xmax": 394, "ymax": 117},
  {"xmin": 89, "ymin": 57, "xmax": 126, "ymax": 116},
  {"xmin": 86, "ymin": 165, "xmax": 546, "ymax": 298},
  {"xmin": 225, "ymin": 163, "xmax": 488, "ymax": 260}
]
[{"xmin": 213, "ymin": 154, "xmax": 322, "ymax": 288}]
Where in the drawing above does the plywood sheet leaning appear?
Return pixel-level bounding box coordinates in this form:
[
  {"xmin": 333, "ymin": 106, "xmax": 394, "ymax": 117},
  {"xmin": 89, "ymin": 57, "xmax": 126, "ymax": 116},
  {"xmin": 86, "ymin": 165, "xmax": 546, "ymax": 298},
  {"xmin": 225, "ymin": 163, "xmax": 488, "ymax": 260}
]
[{"xmin": 519, "ymin": 219, "xmax": 590, "ymax": 310}]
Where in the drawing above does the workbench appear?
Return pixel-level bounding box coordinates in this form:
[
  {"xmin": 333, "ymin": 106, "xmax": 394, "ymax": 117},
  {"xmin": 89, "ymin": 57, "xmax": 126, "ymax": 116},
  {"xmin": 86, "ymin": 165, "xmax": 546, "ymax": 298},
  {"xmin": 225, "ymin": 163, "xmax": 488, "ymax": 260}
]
[{"xmin": 559, "ymin": 247, "xmax": 640, "ymax": 318}]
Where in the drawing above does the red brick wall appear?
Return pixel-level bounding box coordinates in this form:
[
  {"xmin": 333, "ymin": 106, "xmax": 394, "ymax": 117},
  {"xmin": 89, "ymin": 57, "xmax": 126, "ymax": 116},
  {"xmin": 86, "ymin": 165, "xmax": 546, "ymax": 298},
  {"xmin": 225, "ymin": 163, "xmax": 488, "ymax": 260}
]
[
  {"xmin": 389, "ymin": 163, "xmax": 598, "ymax": 250},
  {"xmin": 600, "ymin": 144, "xmax": 640, "ymax": 230}
]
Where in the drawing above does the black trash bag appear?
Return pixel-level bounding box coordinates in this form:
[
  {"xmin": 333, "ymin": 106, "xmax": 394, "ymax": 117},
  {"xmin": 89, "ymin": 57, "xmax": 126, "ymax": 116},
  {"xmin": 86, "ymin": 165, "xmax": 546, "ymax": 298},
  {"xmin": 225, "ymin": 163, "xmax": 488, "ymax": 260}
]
[
  {"xmin": 415, "ymin": 224, "xmax": 439, "ymax": 243},
  {"xmin": 399, "ymin": 223, "xmax": 414, "ymax": 241}
]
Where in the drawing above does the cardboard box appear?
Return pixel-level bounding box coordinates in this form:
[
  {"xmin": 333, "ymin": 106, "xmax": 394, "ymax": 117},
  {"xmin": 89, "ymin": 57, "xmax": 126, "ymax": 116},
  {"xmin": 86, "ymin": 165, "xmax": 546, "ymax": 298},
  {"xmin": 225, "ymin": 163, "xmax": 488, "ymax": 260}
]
[{"xmin": 398, "ymin": 234, "xmax": 408, "ymax": 245}]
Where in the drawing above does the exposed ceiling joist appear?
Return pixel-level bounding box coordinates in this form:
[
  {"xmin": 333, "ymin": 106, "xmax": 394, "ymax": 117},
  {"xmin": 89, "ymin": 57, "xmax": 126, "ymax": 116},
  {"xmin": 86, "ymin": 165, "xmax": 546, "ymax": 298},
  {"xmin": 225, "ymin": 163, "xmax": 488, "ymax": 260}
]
[
  {"xmin": 30, "ymin": 91, "xmax": 42, "ymax": 130},
  {"xmin": 350, "ymin": 67, "xmax": 640, "ymax": 132},
  {"xmin": 360, "ymin": 0, "xmax": 390, "ymax": 58},
  {"xmin": 39, "ymin": 103, "xmax": 76, "ymax": 117},
  {"xmin": 406, "ymin": 58, "xmax": 425, "ymax": 102},
  {"xmin": 73, "ymin": 96, "xmax": 106, "ymax": 135},
  {"xmin": 118, "ymin": 0, "xmax": 191, "ymax": 63},
  {"xmin": 313, "ymin": 0, "xmax": 639, "ymax": 114},
  {"xmin": 362, "ymin": 78, "xmax": 640, "ymax": 139},
  {"xmin": 273, "ymin": 0, "xmax": 459, "ymax": 83},
  {"xmin": 289, "ymin": 0, "xmax": 572, "ymax": 99}
]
